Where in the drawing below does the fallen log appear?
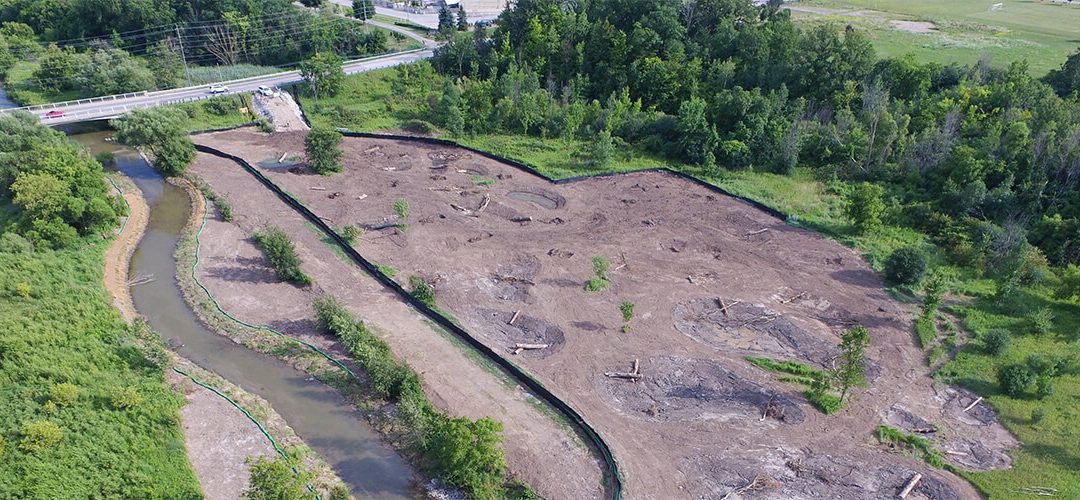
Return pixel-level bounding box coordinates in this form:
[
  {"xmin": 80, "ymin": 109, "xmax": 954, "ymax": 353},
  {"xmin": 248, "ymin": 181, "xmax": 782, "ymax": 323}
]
[
  {"xmin": 898, "ymin": 473, "xmax": 922, "ymax": 499},
  {"xmin": 359, "ymin": 222, "xmax": 399, "ymax": 231},
  {"xmin": 632, "ymin": 358, "xmax": 640, "ymax": 375},
  {"xmin": 780, "ymin": 291, "xmax": 807, "ymax": 304},
  {"xmin": 510, "ymin": 216, "xmax": 533, "ymax": 223},
  {"xmin": 450, "ymin": 203, "xmax": 474, "ymax": 215},
  {"xmin": 514, "ymin": 343, "xmax": 548, "ymax": 350},
  {"xmin": 604, "ymin": 371, "xmax": 642, "ymax": 380},
  {"xmin": 962, "ymin": 397, "xmax": 983, "ymax": 413},
  {"xmin": 278, "ymin": 152, "xmax": 288, "ymax": 163},
  {"xmin": 746, "ymin": 228, "xmax": 770, "ymax": 237},
  {"xmin": 310, "ymin": 186, "xmax": 327, "ymax": 191},
  {"xmin": 475, "ymin": 194, "xmax": 490, "ymax": 215},
  {"xmin": 508, "ymin": 310, "xmax": 521, "ymax": 325}
]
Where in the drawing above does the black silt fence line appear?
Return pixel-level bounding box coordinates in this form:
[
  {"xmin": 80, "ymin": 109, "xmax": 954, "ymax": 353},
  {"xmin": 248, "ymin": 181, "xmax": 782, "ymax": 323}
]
[{"xmin": 194, "ymin": 144, "xmax": 625, "ymax": 500}]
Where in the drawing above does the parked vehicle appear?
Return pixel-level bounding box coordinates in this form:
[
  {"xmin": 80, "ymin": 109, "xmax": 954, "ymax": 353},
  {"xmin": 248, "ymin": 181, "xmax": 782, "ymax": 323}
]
[{"xmin": 208, "ymin": 84, "xmax": 229, "ymax": 94}]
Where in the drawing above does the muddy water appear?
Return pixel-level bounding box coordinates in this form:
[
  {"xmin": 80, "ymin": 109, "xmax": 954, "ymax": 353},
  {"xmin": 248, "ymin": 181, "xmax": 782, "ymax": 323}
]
[
  {"xmin": 69, "ymin": 129, "xmax": 418, "ymax": 499},
  {"xmin": 507, "ymin": 190, "xmax": 559, "ymax": 209}
]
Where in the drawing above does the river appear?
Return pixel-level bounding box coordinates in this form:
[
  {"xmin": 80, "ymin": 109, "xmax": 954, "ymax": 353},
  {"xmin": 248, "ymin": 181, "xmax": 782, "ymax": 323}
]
[{"xmin": 67, "ymin": 127, "xmax": 418, "ymax": 499}]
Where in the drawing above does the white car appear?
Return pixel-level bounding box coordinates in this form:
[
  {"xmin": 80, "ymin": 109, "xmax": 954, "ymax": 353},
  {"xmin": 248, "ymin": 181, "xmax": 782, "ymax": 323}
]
[
  {"xmin": 208, "ymin": 84, "xmax": 229, "ymax": 94},
  {"xmin": 257, "ymin": 85, "xmax": 274, "ymax": 96}
]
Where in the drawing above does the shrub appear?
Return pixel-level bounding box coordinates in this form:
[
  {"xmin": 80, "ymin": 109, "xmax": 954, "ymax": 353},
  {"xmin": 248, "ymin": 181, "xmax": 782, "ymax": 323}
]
[
  {"xmin": 402, "ymin": 119, "xmax": 436, "ymax": 134},
  {"xmin": 254, "ymin": 117, "xmax": 275, "ymax": 133},
  {"xmin": 1054, "ymin": 263, "xmax": 1080, "ymax": 301},
  {"xmin": 998, "ymin": 364, "xmax": 1035, "ymax": 398},
  {"xmin": 253, "ymin": 226, "xmax": 312, "ymax": 286},
  {"xmin": 15, "ymin": 281, "xmax": 30, "ymax": 298},
  {"xmin": 585, "ymin": 255, "xmax": 610, "ymax": 292},
  {"xmin": 844, "ymin": 182, "xmax": 885, "ymax": 233},
  {"xmin": 110, "ymin": 386, "xmax": 143, "ymax": 409},
  {"xmin": 590, "ymin": 129, "xmax": 614, "ymax": 168},
  {"xmin": 885, "ymin": 247, "xmax": 927, "ymax": 286},
  {"xmin": 1031, "ymin": 307, "xmax": 1054, "ymax": 336},
  {"xmin": 49, "ymin": 383, "xmax": 79, "ymax": 407},
  {"xmin": 1036, "ymin": 375, "xmax": 1054, "ymax": 399},
  {"xmin": 805, "ymin": 389, "xmax": 843, "ymax": 415},
  {"xmin": 409, "ymin": 276, "xmax": 435, "ymax": 307},
  {"xmin": 20, "ymin": 420, "xmax": 63, "ymax": 452},
  {"xmin": 983, "ymin": 328, "xmax": 1011, "ymax": 356},
  {"xmin": 619, "ymin": 301, "xmax": 634, "ymax": 323},
  {"xmin": 584, "ymin": 277, "xmax": 608, "ymax": 292},
  {"xmin": 246, "ymin": 456, "xmax": 311, "ymax": 500},
  {"xmin": 304, "ymin": 125, "xmax": 344, "ymax": 175},
  {"xmin": 329, "ymin": 485, "xmax": 352, "ymax": 500},
  {"xmin": 341, "ymin": 225, "xmax": 362, "ymax": 245},
  {"xmin": 203, "ymin": 96, "xmax": 233, "ymax": 116},
  {"xmin": 425, "ymin": 415, "xmax": 507, "ymax": 498},
  {"xmin": 875, "ymin": 425, "xmax": 944, "ymax": 468},
  {"xmin": 0, "ymin": 233, "xmax": 33, "ymax": 253},
  {"xmin": 1032, "ymin": 407, "xmax": 1047, "ymax": 424},
  {"xmin": 393, "ymin": 198, "xmax": 409, "ymax": 224}
]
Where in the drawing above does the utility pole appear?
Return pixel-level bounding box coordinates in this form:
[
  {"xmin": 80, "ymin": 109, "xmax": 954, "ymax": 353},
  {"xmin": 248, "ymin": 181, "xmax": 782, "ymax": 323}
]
[{"xmin": 175, "ymin": 24, "xmax": 191, "ymax": 85}]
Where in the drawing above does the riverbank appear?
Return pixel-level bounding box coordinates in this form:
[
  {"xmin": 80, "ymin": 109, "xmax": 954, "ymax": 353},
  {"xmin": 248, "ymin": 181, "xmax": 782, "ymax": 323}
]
[{"xmin": 99, "ymin": 168, "xmax": 349, "ymax": 498}]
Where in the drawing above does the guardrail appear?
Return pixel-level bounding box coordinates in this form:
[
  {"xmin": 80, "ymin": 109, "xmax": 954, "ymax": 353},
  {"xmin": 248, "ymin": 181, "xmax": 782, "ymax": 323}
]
[{"xmin": 6, "ymin": 48, "xmax": 433, "ymax": 122}]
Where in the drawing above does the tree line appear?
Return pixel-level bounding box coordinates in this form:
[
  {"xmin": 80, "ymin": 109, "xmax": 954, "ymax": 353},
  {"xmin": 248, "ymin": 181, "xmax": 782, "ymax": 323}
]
[{"xmin": 418, "ymin": 0, "xmax": 1080, "ymax": 281}]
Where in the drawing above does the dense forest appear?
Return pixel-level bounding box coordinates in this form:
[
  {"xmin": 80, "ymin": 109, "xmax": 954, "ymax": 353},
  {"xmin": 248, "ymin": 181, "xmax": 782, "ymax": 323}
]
[{"xmin": 423, "ymin": 0, "xmax": 1080, "ymax": 286}]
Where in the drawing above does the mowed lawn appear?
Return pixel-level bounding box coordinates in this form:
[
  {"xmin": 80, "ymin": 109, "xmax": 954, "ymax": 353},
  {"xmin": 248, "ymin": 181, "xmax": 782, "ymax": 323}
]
[{"xmin": 792, "ymin": 0, "xmax": 1080, "ymax": 75}]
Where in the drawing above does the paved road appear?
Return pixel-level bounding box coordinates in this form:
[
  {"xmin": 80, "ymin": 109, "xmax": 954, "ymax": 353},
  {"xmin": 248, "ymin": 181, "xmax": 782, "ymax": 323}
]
[
  {"xmin": 9, "ymin": 49, "xmax": 433, "ymax": 125},
  {"xmin": 334, "ymin": 3, "xmax": 502, "ymax": 29}
]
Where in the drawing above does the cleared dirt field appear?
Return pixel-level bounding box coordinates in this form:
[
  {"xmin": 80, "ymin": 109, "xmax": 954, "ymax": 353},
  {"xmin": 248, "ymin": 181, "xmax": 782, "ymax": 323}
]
[{"xmin": 193, "ymin": 129, "xmax": 1017, "ymax": 498}]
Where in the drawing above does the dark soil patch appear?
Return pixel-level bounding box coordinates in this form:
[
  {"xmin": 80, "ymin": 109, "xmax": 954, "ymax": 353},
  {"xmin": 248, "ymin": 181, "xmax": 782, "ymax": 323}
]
[
  {"xmin": 599, "ymin": 356, "xmax": 804, "ymax": 424},
  {"xmin": 472, "ymin": 308, "xmax": 565, "ymax": 358}
]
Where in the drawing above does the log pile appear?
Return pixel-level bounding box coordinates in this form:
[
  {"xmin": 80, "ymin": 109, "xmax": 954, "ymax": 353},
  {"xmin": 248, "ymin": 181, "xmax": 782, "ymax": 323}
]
[{"xmin": 605, "ymin": 358, "xmax": 642, "ymax": 381}]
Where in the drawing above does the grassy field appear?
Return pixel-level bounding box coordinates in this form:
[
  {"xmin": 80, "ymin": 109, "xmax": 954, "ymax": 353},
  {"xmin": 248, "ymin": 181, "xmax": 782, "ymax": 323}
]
[
  {"xmin": 302, "ymin": 66, "xmax": 1080, "ymax": 498},
  {"xmin": 0, "ymin": 239, "xmax": 202, "ymax": 498},
  {"xmin": 173, "ymin": 94, "xmax": 256, "ymax": 132},
  {"xmin": 791, "ymin": 0, "xmax": 1080, "ymax": 75}
]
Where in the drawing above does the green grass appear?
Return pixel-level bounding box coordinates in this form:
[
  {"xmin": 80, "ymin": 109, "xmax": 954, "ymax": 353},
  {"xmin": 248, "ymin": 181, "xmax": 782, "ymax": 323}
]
[
  {"xmin": 3, "ymin": 61, "xmax": 81, "ymax": 105},
  {"xmin": 183, "ymin": 64, "xmax": 281, "ymax": 85},
  {"xmin": 792, "ymin": 0, "xmax": 1080, "ymax": 75},
  {"xmin": 372, "ymin": 14, "xmax": 433, "ymax": 38},
  {"xmin": 173, "ymin": 94, "xmax": 255, "ymax": 132},
  {"xmin": 876, "ymin": 425, "xmax": 946, "ymax": 468},
  {"xmin": 0, "ymin": 238, "xmax": 201, "ymax": 498}
]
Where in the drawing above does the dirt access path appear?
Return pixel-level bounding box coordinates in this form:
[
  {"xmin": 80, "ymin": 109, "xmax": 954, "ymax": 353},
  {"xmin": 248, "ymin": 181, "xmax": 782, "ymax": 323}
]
[
  {"xmin": 185, "ymin": 144, "xmax": 604, "ymax": 499},
  {"xmin": 190, "ymin": 129, "xmax": 1017, "ymax": 499},
  {"xmin": 103, "ymin": 176, "xmax": 148, "ymax": 323}
]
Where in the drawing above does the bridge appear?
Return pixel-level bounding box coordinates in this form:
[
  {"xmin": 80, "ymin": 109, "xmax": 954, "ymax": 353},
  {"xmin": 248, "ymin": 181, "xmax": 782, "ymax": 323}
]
[{"xmin": 1, "ymin": 19, "xmax": 436, "ymax": 126}]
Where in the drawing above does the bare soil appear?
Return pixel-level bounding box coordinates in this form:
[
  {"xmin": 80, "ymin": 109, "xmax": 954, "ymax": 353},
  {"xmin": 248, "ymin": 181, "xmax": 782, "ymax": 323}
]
[
  {"xmin": 891, "ymin": 20, "xmax": 939, "ymax": 33},
  {"xmin": 192, "ymin": 129, "xmax": 1018, "ymax": 499},
  {"xmin": 186, "ymin": 137, "xmax": 604, "ymax": 500}
]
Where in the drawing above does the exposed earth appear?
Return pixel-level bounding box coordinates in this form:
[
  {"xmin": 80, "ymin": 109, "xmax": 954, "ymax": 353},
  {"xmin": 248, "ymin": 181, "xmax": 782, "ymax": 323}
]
[
  {"xmin": 190, "ymin": 128, "xmax": 1019, "ymax": 498},
  {"xmin": 102, "ymin": 174, "xmax": 147, "ymax": 323}
]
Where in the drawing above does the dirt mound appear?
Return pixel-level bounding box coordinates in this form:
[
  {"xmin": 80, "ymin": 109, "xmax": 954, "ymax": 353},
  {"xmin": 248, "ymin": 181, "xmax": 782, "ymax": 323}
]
[
  {"xmin": 598, "ymin": 356, "xmax": 804, "ymax": 424},
  {"xmin": 477, "ymin": 254, "xmax": 539, "ymax": 301},
  {"xmin": 673, "ymin": 299, "xmax": 838, "ymax": 366},
  {"xmin": 687, "ymin": 448, "xmax": 960, "ymax": 499},
  {"xmin": 472, "ymin": 308, "xmax": 565, "ymax": 358}
]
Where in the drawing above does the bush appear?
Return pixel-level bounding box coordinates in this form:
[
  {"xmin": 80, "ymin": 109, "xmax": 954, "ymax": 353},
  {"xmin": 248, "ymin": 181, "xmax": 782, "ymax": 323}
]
[
  {"xmin": 844, "ymin": 182, "xmax": 885, "ymax": 233},
  {"xmin": 425, "ymin": 415, "xmax": 507, "ymax": 498},
  {"xmin": 253, "ymin": 226, "xmax": 312, "ymax": 286},
  {"xmin": 402, "ymin": 119, "xmax": 436, "ymax": 134},
  {"xmin": 341, "ymin": 225, "xmax": 362, "ymax": 245},
  {"xmin": 585, "ymin": 255, "xmax": 610, "ymax": 292},
  {"xmin": 983, "ymin": 328, "xmax": 1011, "ymax": 356},
  {"xmin": 409, "ymin": 276, "xmax": 435, "ymax": 307},
  {"xmin": 49, "ymin": 383, "xmax": 79, "ymax": 407},
  {"xmin": 1036, "ymin": 375, "xmax": 1054, "ymax": 399},
  {"xmin": 619, "ymin": 301, "xmax": 634, "ymax": 323},
  {"xmin": 304, "ymin": 125, "xmax": 344, "ymax": 175},
  {"xmin": 203, "ymin": 96, "xmax": 233, "ymax": 116},
  {"xmin": 998, "ymin": 364, "xmax": 1035, "ymax": 398},
  {"xmin": 254, "ymin": 117, "xmax": 275, "ymax": 133},
  {"xmin": 245, "ymin": 456, "xmax": 311, "ymax": 500},
  {"xmin": 393, "ymin": 198, "xmax": 409, "ymax": 225},
  {"xmin": 20, "ymin": 420, "xmax": 63, "ymax": 452},
  {"xmin": 885, "ymin": 247, "xmax": 927, "ymax": 286},
  {"xmin": 109, "ymin": 386, "xmax": 143, "ymax": 409},
  {"xmin": 1031, "ymin": 307, "xmax": 1054, "ymax": 336}
]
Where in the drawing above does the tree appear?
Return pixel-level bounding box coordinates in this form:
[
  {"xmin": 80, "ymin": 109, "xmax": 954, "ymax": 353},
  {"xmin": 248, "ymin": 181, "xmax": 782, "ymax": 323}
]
[
  {"xmin": 844, "ymin": 182, "xmax": 885, "ymax": 233},
  {"xmin": 425, "ymin": 415, "xmax": 507, "ymax": 497},
  {"xmin": 832, "ymin": 326, "xmax": 870, "ymax": 403},
  {"xmin": 299, "ymin": 0, "xmax": 323, "ymax": 7},
  {"xmin": 1046, "ymin": 48, "xmax": 1080, "ymax": 97},
  {"xmin": 254, "ymin": 226, "xmax": 312, "ymax": 286},
  {"xmin": 983, "ymin": 328, "xmax": 1011, "ymax": 356},
  {"xmin": 78, "ymin": 47, "xmax": 156, "ymax": 95},
  {"xmin": 304, "ymin": 126, "xmax": 344, "ymax": 175},
  {"xmin": 33, "ymin": 44, "xmax": 80, "ymax": 93},
  {"xmin": 676, "ymin": 97, "xmax": 718, "ymax": 165},
  {"xmin": 299, "ymin": 52, "xmax": 345, "ymax": 99},
  {"xmin": 438, "ymin": 4, "xmax": 454, "ymax": 38},
  {"xmin": 456, "ymin": 5, "xmax": 469, "ymax": 31},
  {"xmin": 146, "ymin": 40, "xmax": 184, "ymax": 89},
  {"xmin": 246, "ymin": 456, "xmax": 311, "ymax": 500},
  {"xmin": 884, "ymin": 247, "xmax": 927, "ymax": 286},
  {"xmin": 439, "ymin": 79, "xmax": 465, "ymax": 136},
  {"xmin": 590, "ymin": 129, "xmax": 614, "ymax": 168},
  {"xmin": 351, "ymin": 0, "xmax": 374, "ymax": 21},
  {"xmin": 111, "ymin": 107, "xmax": 195, "ymax": 176}
]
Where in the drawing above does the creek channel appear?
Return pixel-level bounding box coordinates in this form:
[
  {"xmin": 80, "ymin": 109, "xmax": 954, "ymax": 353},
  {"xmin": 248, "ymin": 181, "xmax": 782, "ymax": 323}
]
[{"xmin": 67, "ymin": 126, "xmax": 418, "ymax": 499}]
